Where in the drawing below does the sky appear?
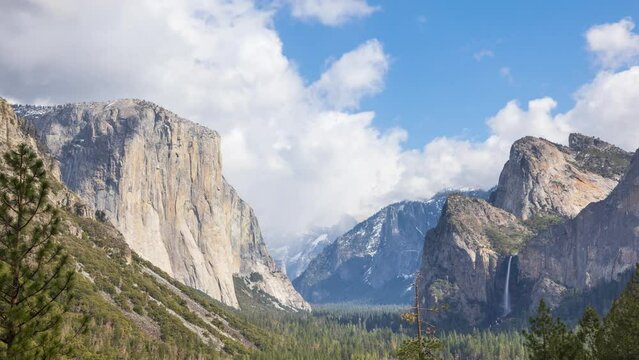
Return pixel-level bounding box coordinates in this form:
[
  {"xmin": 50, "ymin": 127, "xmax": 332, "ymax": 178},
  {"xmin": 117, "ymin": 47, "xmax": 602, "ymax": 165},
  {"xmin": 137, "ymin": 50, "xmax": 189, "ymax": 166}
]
[{"xmin": 1, "ymin": 0, "xmax": 639, "ymax": 245}]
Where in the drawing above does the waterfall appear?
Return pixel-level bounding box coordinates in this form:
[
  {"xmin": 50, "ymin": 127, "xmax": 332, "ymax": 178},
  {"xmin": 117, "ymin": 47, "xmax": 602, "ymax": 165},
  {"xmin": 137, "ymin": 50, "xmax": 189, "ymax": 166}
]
[{"xmin": 503, "ymin": 256, "xmax": 513, "ymax": 316}]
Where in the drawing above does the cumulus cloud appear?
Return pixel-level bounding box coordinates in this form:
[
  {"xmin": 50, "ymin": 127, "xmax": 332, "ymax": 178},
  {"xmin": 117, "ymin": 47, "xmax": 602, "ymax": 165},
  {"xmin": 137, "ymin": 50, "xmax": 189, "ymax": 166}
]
[
  {"xmin": 0, "ymin": 0, "xmax": 396, "ymax": 237},
  {"xmin": 311, "ymin": 39, "xmax": 389, "ymax": 110},
  {"xmin": 287, "ymin": 0, "xmax": 378, "ymax": 26},
  {"xmin": 586, "ymin": 17, "xmax": 639, "ymax": 69},
  {"xmin": 560, "ymin": 67, "xmax": 639, "ymax": 149},
  {"xmin": 390, "ymin": 98, "xmax": 571, "ymax": 202},
  {"xmin": 1, "ymin": 5, "xmax": 639, "ymax": 243}
]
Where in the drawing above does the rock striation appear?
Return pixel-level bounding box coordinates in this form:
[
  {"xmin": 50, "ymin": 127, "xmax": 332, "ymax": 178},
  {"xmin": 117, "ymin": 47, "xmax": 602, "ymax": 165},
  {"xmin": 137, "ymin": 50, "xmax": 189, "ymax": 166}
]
[
  {"xmin": 519, "ymin": 149, "xmax": 639, "ymax": 310},
  {"xmin": 14, "ymin": 99, "xmax": 309, "ymax": 311},
  {"xmin": 418, "ymin": 195, "xmax": 532, "ymax": 326},
  {"xmin": 490, "ymin": 134, "xmax": 631, "ymax": 220}
]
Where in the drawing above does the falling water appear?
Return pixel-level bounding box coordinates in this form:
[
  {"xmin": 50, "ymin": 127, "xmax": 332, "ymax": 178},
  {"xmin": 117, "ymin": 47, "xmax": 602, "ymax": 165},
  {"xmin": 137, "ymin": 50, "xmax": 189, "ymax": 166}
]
[{"xmin": 503, "ymin": 256, "xmax": 513, "ymax": 316}]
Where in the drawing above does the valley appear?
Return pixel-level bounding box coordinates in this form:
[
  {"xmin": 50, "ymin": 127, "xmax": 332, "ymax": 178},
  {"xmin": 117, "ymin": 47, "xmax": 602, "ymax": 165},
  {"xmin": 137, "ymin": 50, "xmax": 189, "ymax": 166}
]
[{"xmin": 2, "ymin": 94, "xmax": 638, "ymax": 359}]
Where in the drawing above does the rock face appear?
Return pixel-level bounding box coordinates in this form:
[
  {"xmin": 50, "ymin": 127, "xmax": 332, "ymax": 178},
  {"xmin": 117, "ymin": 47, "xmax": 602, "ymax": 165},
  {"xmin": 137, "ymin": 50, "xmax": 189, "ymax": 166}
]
[
  {"xmin": 1, "ymin": 99, "xmax": 88, "ymax": 216},
  {"xmin": 294, "ymin": 191, "xmax": 488, "ymax": 304},
  {"xmin": 1, "ymin": 98, "xmax": 36, "ymax": 149},
  {"xmin": 490, "ymin": 134, "xmax": 631, "ymax": 220},
  {"xmin": 418, "ymin": 195, "xmax": 532, "ymax": 327},
  {"xmin": 414, "ymin": 134, "xmax": 633, "ymax": 327},
  {"xmin": 14, "ymin": 99, "xmax": 309, "ymax": 311},
  {"xmin": 519, "ymin": 149, "xmax": 639, "ymax": 310}
]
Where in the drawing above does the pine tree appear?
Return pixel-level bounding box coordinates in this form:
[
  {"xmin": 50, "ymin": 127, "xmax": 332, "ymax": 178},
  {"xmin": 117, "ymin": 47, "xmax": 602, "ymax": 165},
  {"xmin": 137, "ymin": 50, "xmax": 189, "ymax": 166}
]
[
  {"xmin": 0, "ymin": 144, "xmax": 75, "ymax": 359},
  {"xmin": 397, "ymin": 274, "xmax": 442, "ymax": 360},
  {"xmin": 523, "ymin": 299, "xmax": 582, "ymax": 360},
  {"xmin": 597, "ymin": 264, "xmax": 639, "ymax": 360},
  {"xmin": 575, "ymin": 306, "xmax": 601, "ymax": 360}
]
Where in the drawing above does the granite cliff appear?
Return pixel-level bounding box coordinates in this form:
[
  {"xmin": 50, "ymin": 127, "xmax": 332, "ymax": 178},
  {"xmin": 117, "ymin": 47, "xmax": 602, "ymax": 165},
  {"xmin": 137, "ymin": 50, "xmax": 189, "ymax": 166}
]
[
  {"xmin": 518, "ymin": 149, "xmax": 639, "ymax": 311},
  {"xmin": 490, "ymin": 134, "xmax": 631, "ymax": 220},
  {"xmin": 418, "ymin": 134, "xmax": 634, "ymax": 327},
  {"xmin": 14, "ymin": 99, "xmax": 309, "ymax": 311},
  {"xmin": 418, "ymin": 195, "xmax": 531, "ymax": 327}
]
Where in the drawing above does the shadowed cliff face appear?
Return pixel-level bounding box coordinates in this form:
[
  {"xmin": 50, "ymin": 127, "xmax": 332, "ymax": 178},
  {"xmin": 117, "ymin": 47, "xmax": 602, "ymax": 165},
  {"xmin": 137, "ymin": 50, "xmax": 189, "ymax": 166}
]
[
  {"xmin": 490, "ymin": 134, "xmax": 632, "ymax": 220},
  {"xmin": 519, "ymin": 149, "xmax": 639, "ymax": 311},
  {"xmin": 14, "ymin": 99, "xmax": 309, "ymax": 311}
]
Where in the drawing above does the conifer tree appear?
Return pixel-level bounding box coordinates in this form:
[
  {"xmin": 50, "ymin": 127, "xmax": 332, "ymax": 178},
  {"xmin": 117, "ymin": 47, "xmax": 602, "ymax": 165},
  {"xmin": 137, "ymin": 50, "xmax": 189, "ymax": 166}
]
[
  {"xmin": 0, "ymin": 144, "xmax": 75, "ymax": 359},
  {"xmin": 523, "ymin": 299, "xmax": 581, "ymax": 360},
  {"xmin": 597, "ymin": 264, "xmax": 639, "ymax": 360},
  {"xmin": 397, "ymin": 274, "xmax": 442, "ymax": 360},
  {"xmin": 575, "ymin": 306, "xmax": 601, "ymax": 360}
]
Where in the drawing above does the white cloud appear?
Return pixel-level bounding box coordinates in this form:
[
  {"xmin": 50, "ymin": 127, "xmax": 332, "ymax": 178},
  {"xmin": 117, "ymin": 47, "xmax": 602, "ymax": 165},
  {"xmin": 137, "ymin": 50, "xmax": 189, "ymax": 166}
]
[
  {"xmin": 391, "ymin": 98, "xmax": 571, "ymax": 201},
  {"xmin": 287, "ymin": 0, "xmax": 378, "ymax": 26},
  {"xmin": 0, "ymin": 0, "xmax": 396, "ymax": 237},
  {"xmin": 311, "ymin": 39, "xmax": 389, "ymax": 110},
  {"xmin": 586, "ymin": 17, "xmax": 639, "ymax": 69},
  {"xmin": 1, "ymin": 5, "xmax": 639, "ymax": 243},
  {"xmin": 473, "ymin": 49, "xmax": 494, "ymax": 61},
  {"xmin": 560, "ymin": 67, "xmax": 639, "ymax": 150}
]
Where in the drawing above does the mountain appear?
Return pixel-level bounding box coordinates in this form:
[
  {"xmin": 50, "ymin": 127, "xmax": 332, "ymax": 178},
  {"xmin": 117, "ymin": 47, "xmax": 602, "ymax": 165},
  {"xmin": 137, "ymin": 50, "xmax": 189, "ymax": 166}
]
[
  {"xmin": 1, "ymin": 97, "xmax": 270, "ymax": 358},
  {"xmin": 294, "ymin": 191, "xmax": 489, "ymax": 304},
  {"xmin": 13, "ymin": 100, "xmax": 309, "ymax": 311},
  {"xmin": 490, "ymin": 133, "xmax": 631, "ymax": 220},
  {"xmin": 419, "ymin": 195, "xmax": 532, "ymax": 328},
  {"xmin": 518, "ymin": 148, "xmax": 639, "ymax": 312},
  {"xmin": 270, "ymin": 216, "xmax": 357, "ymax": 280},
  {"xmin": 417, "ymin": 134, "xmax": 634, "ymax": 328}
]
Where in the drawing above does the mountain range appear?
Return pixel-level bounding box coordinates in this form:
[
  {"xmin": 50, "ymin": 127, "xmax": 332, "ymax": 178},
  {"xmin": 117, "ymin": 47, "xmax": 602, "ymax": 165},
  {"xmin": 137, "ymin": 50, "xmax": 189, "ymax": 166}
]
[
  {"xmin": 5, "ymin": 95, "xmax": 639, "ymax": 352},
  {"xmin": 293, "ymin": 190, "xmax": 489, "ymax": 304}
]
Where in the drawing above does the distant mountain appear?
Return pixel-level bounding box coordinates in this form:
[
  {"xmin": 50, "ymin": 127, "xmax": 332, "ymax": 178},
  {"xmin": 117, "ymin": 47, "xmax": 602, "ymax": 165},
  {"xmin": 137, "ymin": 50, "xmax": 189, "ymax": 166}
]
[
  {"xmin": 293, "ymin": 190, "xmax": 490, "ymax": 304},
  {"xmin": 270, "ymin": 216, "xmax": 357, "ymax": 280}
]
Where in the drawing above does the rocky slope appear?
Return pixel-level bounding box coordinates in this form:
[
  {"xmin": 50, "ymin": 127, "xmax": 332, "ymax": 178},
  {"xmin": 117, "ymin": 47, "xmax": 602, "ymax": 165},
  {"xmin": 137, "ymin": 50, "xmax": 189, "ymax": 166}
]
[
  {"xmin": 418, "ymin": 195, "xmax": 532, "ymax": 327},
  {"xmin": 490, "ymin": 134, "xmax": 631, "ymax": 220},
  {"xmin": 294, "ymin": 191, "xmax": 488, "ymax": 304},
  {"xmin": 14, "ymin": 99, "xmax": 309, "ymax": 311},
  {"xmin": 518, "ymin": 149, "xmax": 639, "ymax": 311}
]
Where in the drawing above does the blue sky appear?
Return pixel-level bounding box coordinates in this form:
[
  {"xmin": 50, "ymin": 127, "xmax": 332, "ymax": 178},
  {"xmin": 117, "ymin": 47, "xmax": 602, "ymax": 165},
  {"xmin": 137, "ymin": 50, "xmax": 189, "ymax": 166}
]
[{"xmin": 275, "ymin": 0, "xmax": 639, "ymax": 148}]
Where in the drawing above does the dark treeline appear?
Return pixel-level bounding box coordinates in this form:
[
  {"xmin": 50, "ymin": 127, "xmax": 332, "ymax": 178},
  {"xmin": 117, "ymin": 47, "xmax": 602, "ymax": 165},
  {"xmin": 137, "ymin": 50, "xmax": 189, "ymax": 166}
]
[{"xmin": 524, "ymin": 264, "xmax": 639, "ymax": 360}]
